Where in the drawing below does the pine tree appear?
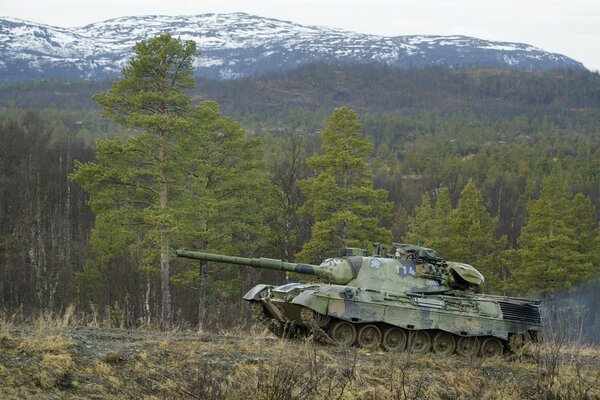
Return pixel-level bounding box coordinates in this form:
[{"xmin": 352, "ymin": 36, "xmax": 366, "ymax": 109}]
[
  {"xmin": 446, "ymin": 180, "xmax": 506, "ymax": 291},
  {"xmin": 515, "ymin": 176, "xmax": 594, "ymax": 295},
  {"xmin": 296, "ymin": 108, "xmax": 392, "ymax": 262},
  {"xmin": 71, "ymin": 34, "xmax": 197, "ymax": 324},
  {"xmin": 174, "ymin": 101, "xmax": 267, "ymax": 252},
  {"xmin": 403, "ymin": 192, "xmax": 435, "ymax": 246},
  {"xmin": 72, "ymin": 37, "xmax": 269, "ymax": 326},
  {"xmin": 432, "ymin": 187, "xmax": 453, "ymax": 255},
  {"xmin": 172, "ymin": 101, "xmax": 268, "ymax": 328},
  {"xmin": 403, "ymin": 187, "xmax": 453, "ymax": 254}
]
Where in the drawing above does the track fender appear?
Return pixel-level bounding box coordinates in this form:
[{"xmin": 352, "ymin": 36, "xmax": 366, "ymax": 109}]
[
  {"xmin": 291, "ymin": 290, "xmax": 328, "ymax": 315},
  {"xmin": 243, "ymin": 284, "xmax": 273, "ymax": 301}
]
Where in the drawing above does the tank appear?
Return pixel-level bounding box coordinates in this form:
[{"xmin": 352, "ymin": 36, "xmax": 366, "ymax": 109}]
[{"xmin": 176, "ymin": 243, "xmax": 542, "ymax": 356}]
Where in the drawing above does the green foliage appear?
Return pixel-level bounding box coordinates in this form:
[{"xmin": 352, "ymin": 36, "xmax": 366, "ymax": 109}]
[
  {"xmin": 297, "ymin": 108, "xmax": 392, "ymax": 262},
  {"xmin": 445, "ymin": 180, "xmax": 506, "ymax": 291},
  {"xmin": 71, "ymin": 34, "xmax": 270, "ymax": 323},
  {"xmin": 404, "ymin": 182, "xmax": 506, "ymax": 291},
  {"xmin": 5, "ymin": 66, "xmax": 600, "ymax": 128},
  {"xmin": 191, "ymin": 65, "xmax": 600, "ymax": 127},
  {"xmin": 514, "ymin": 176, "xmax": 595, "ymax": 294},
  {"xmin": 171, "ymin": 101, "xmax": 269, "ymax": 290},
  {"xmin": 92, "ymin": 35, "xmax": 196, "ymax": 126},
  {"xmin": 71, "ymin": 34, "xmax": 198, "ymax": 277},
  {"xmin": 404, "ymin": 188, "xmax": 454, "ymax": 254},
  {"xmin": 403, "ymin": 192, "xmax": 435, "ymax": 246}
]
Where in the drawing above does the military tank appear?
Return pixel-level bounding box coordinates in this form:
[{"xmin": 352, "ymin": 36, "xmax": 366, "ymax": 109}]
[{"xmin": 176, "ymin": 243, "xmax": 542, "ymax": 356}]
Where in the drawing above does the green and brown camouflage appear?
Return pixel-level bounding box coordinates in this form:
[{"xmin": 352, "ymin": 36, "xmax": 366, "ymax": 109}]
[{"xmin": 176, "ymin": 244, "xmax": 542, "ymax": 356}]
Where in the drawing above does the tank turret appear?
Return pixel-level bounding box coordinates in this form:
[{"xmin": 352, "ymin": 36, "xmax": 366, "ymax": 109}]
[{"xmin": 176, "ymin": 246, "xmax": 484, "ymax": 293}]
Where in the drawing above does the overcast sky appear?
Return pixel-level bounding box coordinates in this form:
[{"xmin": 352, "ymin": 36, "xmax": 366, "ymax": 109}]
[{"xmin": 3, "ymin": 0, "xmax": 599, "ymax": 71}]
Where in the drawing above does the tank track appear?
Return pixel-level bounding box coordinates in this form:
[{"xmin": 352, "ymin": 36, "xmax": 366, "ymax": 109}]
[
  {"xmin": 322, "ymin": 316, "xmax": 534, "ymax": 356},
  {"xmin": 300, "ymin": 308, "xmax": 336, "ymax": 345},
  {"xmin": 252, "ymin": 303, "xmax": 304, "ymax": 339},
  {"xmin": 252, "ymin": 303, "xmax": 532, "ymax": 357}
]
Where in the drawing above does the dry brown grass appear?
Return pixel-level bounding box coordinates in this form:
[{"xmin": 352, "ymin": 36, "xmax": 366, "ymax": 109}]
[{"xmin": 1, "ymin": 307, "xmax": 599, "ymax": 399}]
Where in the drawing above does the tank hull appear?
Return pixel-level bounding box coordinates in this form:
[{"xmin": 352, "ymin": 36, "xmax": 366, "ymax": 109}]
[{"xmin": 245, "ymin": 282, "xmax": 542, "ymax": 355}]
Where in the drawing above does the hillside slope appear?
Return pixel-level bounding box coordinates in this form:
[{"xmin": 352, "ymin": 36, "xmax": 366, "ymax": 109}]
[{"xmin": 2, "ymin": 65, "xmax": 599, "ymax": 127}]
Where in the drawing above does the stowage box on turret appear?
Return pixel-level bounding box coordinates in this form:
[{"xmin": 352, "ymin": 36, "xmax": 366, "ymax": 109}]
[{"xmin": 176, "ymin": 243, "xmax": 542, "ymax": 356}]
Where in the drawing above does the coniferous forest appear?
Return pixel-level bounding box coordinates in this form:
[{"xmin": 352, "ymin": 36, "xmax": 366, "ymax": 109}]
[{"xmin": 1, "ymin": 35, "xmax": 600, "ymax": 343}]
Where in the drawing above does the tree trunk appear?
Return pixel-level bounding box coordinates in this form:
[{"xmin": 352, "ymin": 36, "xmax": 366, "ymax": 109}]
[
  {"xmin": 160, "ymin": 241, "xmax": 172, "ymax": 324},
  {"xmin": 159, "ymin": 131, "xmax": 172, "ymax": 325},
  {"xmin": 197, "ymin": 225, "xmax": 208, "ymax": 331},
  {"xmin": 145, "ymin": 277, "xmax": 152, "ymax": 325},
  {"xmin": 198, "ymin": 260, "xmax": 208, "ymax": 331}
]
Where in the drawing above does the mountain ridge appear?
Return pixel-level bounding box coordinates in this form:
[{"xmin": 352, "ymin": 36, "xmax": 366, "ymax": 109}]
[{"xmin": 0, "ymin": 13, "xmax": 586, "ymax": 84}]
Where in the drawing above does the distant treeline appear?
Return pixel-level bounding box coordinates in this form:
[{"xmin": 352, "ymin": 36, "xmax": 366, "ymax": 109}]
[{"xmin": 2, "ymin": 64, "xmax": 600, "ymax": 124}]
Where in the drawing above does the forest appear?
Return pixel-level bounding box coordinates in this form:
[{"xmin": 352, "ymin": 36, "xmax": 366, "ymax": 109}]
[{"xmin": 1, "ymin": 34, "xmax": 599, "ymax": 343}]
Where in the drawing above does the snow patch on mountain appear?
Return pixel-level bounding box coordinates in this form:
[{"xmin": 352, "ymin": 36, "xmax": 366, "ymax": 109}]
[{"xmin": 0, "ymin": 13, "xmax": 586, "ymax": 84}]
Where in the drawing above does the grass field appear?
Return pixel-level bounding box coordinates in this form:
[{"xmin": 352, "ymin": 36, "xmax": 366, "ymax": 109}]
[{"xmin": 1, "ymin": 313, "xmax": 599, "ymax": 399}]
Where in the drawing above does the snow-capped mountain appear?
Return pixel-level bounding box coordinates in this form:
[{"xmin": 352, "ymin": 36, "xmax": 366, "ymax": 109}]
[{"xmin": 0, "ymin": 13, "xmax": 586, "ymax": 84}]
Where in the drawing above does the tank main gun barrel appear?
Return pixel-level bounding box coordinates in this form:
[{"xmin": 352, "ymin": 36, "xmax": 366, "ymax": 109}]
[
  {"xmin": 176, "ymin": 249, "xmax": 355, "ymax": 284},
  {"xmin": 176, "ymin": 250, "xmax": 316, "ymax": 273}
]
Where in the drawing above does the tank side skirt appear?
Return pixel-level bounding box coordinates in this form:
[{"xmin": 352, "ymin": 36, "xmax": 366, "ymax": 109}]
[{"xmin": 313, "ymin": 294, "xmax": 537, "ymax": 340}]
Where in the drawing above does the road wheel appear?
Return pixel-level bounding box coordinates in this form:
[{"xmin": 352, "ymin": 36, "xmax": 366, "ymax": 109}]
[
  {"xmin": 357, "ymin": 324, "xmax": 382, "ymax": 350},
  {"xmin": 382, "ymin": 327, "xmax": 407, "ymax": 352},
  {"xmin": 432, "ymin": 331, "xmax": 456, "ymax": 356},
  {"xmin": 481, "ymin": 337, "xmax": 504, "ymax": 357},
  {"xmin": 456, "ymin": 336, "xmax": 480, "ymax": 357},
  {"xmin": 328, "ymin": 321, "xmax": 357, "ymax": 347},
  {"xmin": 300, "ymin": 308, "xmax": 331, "ymax": 328},
  {"xmin": 408, "ymin": 331, "xmax": 431, "ymax": 354}
]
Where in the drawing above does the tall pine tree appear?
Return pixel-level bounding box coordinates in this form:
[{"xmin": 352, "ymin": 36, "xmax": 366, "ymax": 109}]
[
  {"xmin": 296, "ymin": 108, "xmax": 391, "ymax": 262},
  {"xmin": 446, "ymin": 180, "xmax": 506, "ymax": 291},
  {"xmin": 172, "ymin": 101, "xmax": 268, "ymax": 328},
  {"xmin": 515, "ymin": 176, "xmax": 594, "ymax": 295},
  {"xmin": 72, "ymin": 37, "xmax": 269, "ymax": 326},
  {"xmin": 403, "ymin": 187, "xmax": 452, "ymax": 255}
]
